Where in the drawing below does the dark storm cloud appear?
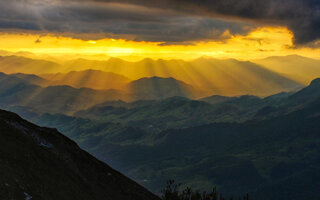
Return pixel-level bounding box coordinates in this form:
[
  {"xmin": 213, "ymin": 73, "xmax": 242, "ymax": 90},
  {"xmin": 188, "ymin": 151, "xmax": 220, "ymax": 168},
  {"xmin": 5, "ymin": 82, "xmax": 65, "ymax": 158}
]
[
  {"xmin": 98, "ymin": 0, "xmax": 320, "ymax": 44},
  {"xmin": 0, "ymin": 0, "xmax": 254, "ymax": 43},
  {"xmin": 0, "ymin": 20, "xmax": 40, "ymax": 30},
  {"xmin": 0, "ymin": 0, "xmax": 319, "ymax": 44}
]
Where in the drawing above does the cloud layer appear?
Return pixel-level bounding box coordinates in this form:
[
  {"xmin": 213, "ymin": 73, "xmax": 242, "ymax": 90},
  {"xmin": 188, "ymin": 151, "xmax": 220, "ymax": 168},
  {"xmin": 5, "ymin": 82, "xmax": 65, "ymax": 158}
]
[{"xmin": 0, "ymin": 0, "xmax": 319, "ymax": 44}]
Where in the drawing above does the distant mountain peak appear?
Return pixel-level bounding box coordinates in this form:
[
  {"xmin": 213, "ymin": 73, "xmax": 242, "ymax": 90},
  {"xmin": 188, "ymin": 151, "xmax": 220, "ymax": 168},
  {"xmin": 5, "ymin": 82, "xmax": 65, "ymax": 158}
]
[
  {"xmin": 136, "ymin": 76, "xmax": 177, "ymax": 81},
  {"xmin": 130, "ymin": 76, "xmax": 191, "ymax": 87},
  {"xmin": 140, "ymin": 57, "xmax": 154, "ymax": 62},
  {"xmin": 107, "ymin": 57, "xmax": 125, "ymax": 63},
  {"xmin": 126, "ymin": 76, "xmax": 198, "ymax": 100},
  {"xmin": 261, "ymin": 54, "xmax": 309, "ymax": 60}
]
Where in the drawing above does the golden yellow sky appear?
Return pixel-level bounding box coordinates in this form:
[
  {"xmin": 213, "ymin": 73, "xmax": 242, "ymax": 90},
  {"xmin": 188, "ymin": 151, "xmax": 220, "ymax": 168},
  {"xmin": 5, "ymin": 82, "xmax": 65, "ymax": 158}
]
[{"xmin": 1, "ymin": 27, "xmax": 320, "ymax": 61}]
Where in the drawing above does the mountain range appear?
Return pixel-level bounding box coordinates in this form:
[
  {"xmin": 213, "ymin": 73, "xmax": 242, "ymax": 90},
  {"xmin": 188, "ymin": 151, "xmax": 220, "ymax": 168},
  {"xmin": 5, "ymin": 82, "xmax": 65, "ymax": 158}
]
[
  {"xmin": 0, "ymin": 72, "xmax": 128, "ymax": 114},
  {"xmin": 3, "ymin": 55, "xmax": 319, "ymax": 96},
  {"xmin": 0, "ymin": 72, "xmax": 203, "ymax": 114},
  {"xmin": 6, "ymin": 75, "xmax": 320, "ymax": 199}
]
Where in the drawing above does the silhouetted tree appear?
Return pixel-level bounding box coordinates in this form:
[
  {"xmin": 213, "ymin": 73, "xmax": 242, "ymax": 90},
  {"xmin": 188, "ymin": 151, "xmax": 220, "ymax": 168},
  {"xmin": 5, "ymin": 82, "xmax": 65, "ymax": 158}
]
[{"xmin": 161, "ymin": 180, "xmax": 250, "ymax": 200}]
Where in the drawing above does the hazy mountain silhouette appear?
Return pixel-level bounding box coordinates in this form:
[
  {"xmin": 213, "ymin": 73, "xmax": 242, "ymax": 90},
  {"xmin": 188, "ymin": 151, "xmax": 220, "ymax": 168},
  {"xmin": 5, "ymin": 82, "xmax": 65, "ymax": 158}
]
[
  {"xmin": 0, "ymin": 50, "xmax": 38, "ymax": 59},
  {"xmin": 125, "ymin": 77, "xmax": 202, "ymax": 99},
  {"xmin": 0, "ymin": 56, "xmax": 63, "ymax": 74},
  {"xmin": 65, "ymin": 57, "xmax": 303, "ymax": 96},
  {"xmin": 0, "ymin": 55, "xmax": 306, "ymax": 96},
  {"xmin": 41, "ymin": 70, "xmax": 131, "ymax": 90},
  {"xmin": 0, "ymin": 109, "xmax": 159, "ymax": 200},
  {"xmin": 254, "ymin": 55, "xmax": 320, "ymax": 85}
]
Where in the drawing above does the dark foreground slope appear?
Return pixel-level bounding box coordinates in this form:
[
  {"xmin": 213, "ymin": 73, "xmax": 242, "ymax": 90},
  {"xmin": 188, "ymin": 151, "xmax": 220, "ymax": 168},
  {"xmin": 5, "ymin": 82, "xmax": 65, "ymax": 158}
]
[{"xmin": 0, "ymin": 110, "xmax": 159, "ymax": 200}]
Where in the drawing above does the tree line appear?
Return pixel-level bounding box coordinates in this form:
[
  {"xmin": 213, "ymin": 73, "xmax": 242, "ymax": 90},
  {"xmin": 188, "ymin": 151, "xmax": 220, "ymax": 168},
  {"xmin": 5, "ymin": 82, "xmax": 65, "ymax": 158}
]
[{"xmin": 161, "ymin": 180, "xmax": 249, "ymax": 200}]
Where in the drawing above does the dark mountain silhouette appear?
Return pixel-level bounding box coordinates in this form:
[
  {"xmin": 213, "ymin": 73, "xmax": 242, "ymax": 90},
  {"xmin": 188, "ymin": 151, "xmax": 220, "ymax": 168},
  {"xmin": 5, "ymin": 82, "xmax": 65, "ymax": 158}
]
[
  {"xmin": 0, "ymin": 109, "xmax": 159, "ymax": 200},
  {"xmin": 289, "ymin": 78, "xmax": 320, "ymax": 103},
  {"xmin": 253, "ymin": 78, "xmax": 320, "ymax": 119},
  {"xmin": 86, "ymin": 99, "xmax": 156, "ymax": 109},
  {"xmin": 73, "ymin": 92, "xmax": 290, "ymax": 133},
  {"xmin": 143, "ymin": 97, "xmax": 320, "ymax": 199},
  {"xmin": 73, "ymin": 95, "xmax": 273, "ymax": 132}
]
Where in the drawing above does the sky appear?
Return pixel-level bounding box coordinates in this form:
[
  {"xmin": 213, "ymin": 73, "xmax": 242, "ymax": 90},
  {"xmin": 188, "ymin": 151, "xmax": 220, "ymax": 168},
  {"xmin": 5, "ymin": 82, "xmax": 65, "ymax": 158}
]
[{"xmin": 0, "ymin": 0, "xmax": 320, "ymax": 61}]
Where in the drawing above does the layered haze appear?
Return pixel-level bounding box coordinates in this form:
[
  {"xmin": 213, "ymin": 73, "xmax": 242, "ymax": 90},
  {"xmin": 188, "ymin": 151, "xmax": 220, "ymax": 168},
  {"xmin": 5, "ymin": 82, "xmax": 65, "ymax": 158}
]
[{"xmin": 0, "ymin": 54, "xmax": 316, "ymax": 97}]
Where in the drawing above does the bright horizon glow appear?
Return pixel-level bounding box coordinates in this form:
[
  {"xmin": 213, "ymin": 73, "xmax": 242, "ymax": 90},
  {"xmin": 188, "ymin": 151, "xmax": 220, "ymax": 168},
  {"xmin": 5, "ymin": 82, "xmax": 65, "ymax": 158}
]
[{"xmin": 1, "ymin": 27, "xmax": 320, "ymax": 61}]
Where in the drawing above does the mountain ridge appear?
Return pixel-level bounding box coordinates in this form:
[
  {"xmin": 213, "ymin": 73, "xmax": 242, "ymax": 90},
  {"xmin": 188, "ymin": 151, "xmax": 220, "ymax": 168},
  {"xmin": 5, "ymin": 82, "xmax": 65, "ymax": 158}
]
[
  {"xmin": 40, "ymin": 69, "xmax": 131, "ymax": 90},
  {"xmin": 125, "ymin": 76, "xmax": 202, "ymax": 99},
  {"xmin": 0, "ymin": 109, "xmax": 160, "ymax": 200}
]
